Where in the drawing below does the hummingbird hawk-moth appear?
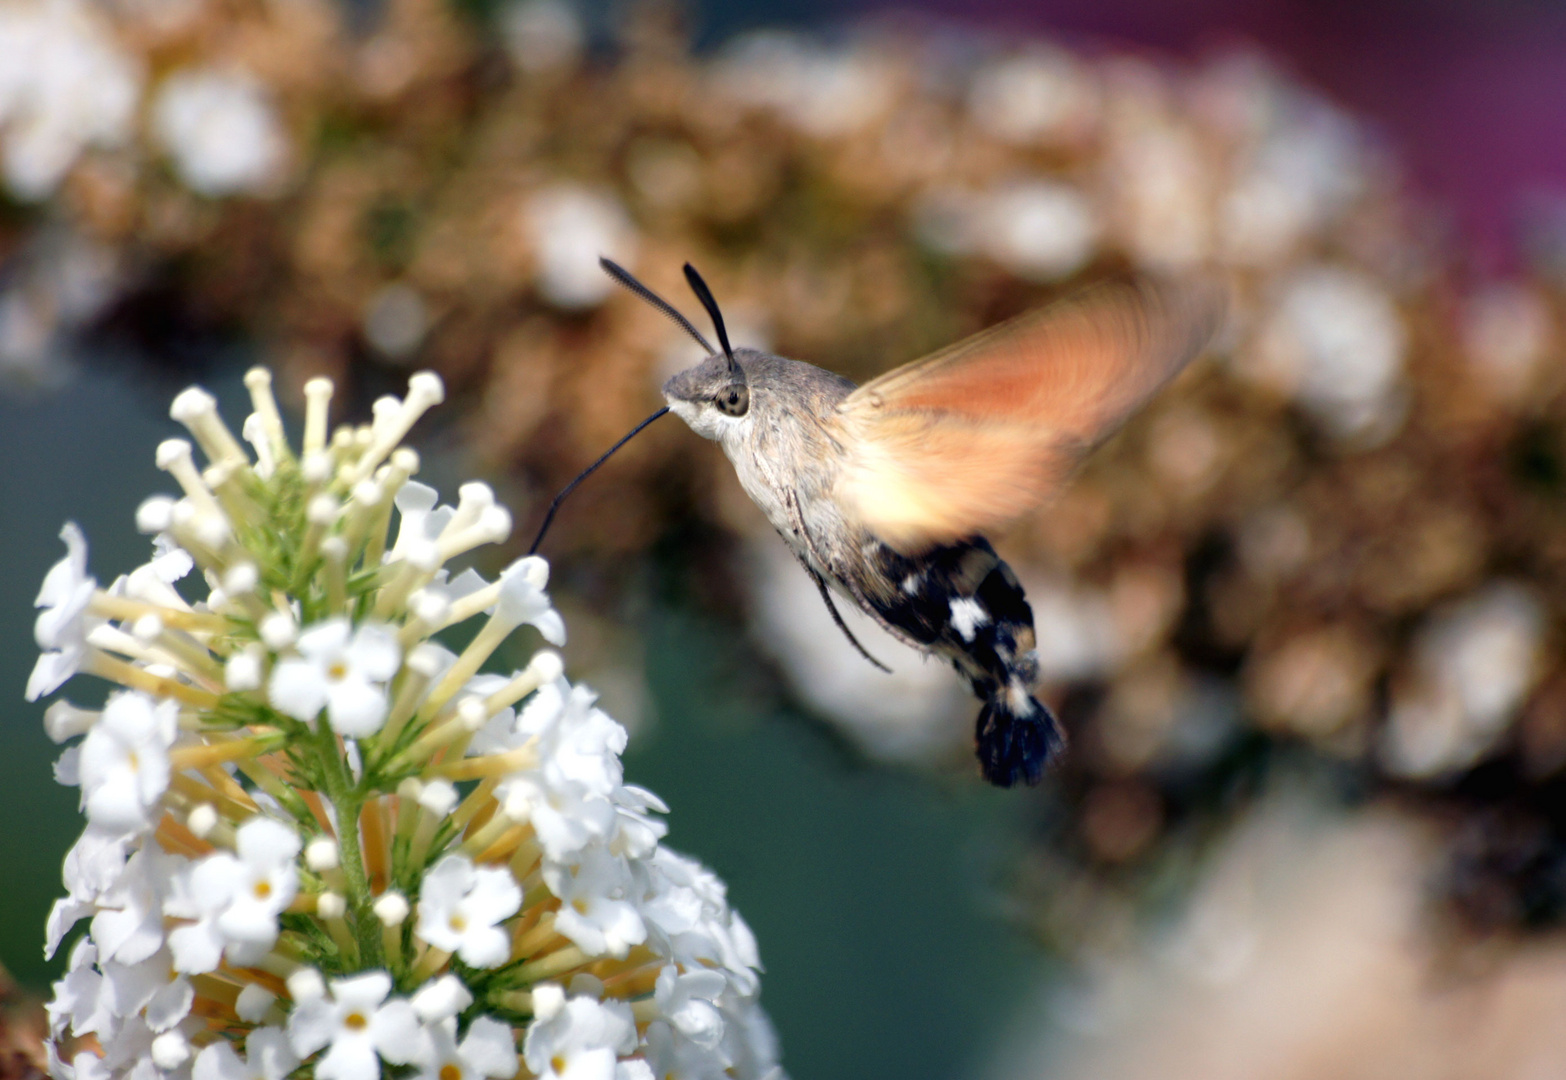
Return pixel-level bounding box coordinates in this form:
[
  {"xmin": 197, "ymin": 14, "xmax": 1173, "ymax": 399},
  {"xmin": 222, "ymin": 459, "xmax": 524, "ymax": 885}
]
[{"xmin": 541, "ymin": 260, "xmax": 1224, "ymax": 788}]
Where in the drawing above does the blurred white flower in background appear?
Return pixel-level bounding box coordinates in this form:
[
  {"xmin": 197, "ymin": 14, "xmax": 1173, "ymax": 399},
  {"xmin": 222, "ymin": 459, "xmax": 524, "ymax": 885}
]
[
  {"xmin": 0, "ymin": 0, "xmax": 140, "ymax": 200},
  {"xmin": 1382, "ymin": 582, "xmax": 1546, "ymax": 779},
  {"xmin": 500, "ymin": 0, "xmax": 583, "ymax": 75},
  {"xmin": 152, "ymin": 67, "xmax": 286, "ymax": 197},
  {"xmin": 1203, "ymin": 56, "xmax": 1368, "ymax": 266},
  {"xmin": 1252, "ymin": 265, "xmax": 1407, "ymax": 440},
  {"xmin": 1219, "ymin": 116, "xmax": 1364, "ymax": 266},
  {"xmin": 917, "ymin": 181, "xmax": 1099, "ymax": 283},
  {"xmin": 968, "ymin": 46, "xmax": 1099, "ymax": 147},
  {"xmin": 714, "ymin": 31, "xmax": 896, "ymax": 138},
  {"xmin": 523, "ymin": 184, "xmax": 638, "ymax": 309},
  {"xmin": 999, "ymin": 790, "xmax": 1566, "ymax": 1079},
  {"xmin": 1000, "ymin": 794, "xmax": 1434, "ymax": 1078},
  {"xmin": 1101, "ymin": 81, "xmax": 1212, "ymax": 269},
  {"xmin": 981, "ymin": 181, "xmax": 1100, "ymax": 282},
  {"xmin": 1461, "ymin": 282, "xmax": 1554, "ymax": 405},
  {"xmin": 0, "ymin": 226, "xmax": 122, "ymax": 387},
  {"xmin": 1028, "ymin": 580, "xmax": 1122, "ymax": 685},
  {"xmin": 363, "ymin": 283, "xmax": 432, "ymax": 362}
]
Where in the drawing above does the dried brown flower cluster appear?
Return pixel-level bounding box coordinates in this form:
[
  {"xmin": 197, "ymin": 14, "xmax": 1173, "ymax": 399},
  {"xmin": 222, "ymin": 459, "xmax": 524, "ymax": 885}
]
[{"xmin": 5, "ymin": 0, "xmax": 1564, "ymax": 943}]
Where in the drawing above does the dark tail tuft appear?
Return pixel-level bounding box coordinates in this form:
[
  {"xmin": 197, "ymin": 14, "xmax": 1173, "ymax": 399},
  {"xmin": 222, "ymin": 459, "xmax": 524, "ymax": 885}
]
[{"xmin": 974, "ymin": 693, "xmax": 1064, "ymax": 787}]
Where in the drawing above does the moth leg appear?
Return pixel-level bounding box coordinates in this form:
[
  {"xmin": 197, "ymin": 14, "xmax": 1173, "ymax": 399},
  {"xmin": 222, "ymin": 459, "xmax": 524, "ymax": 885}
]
[
  {"xmin": 807, "ymin": 567, "xmax": 892, "ymax": 673},
  {"xmin": 781, "ymin": 487, "xmax": 911, "ymax": 664}
]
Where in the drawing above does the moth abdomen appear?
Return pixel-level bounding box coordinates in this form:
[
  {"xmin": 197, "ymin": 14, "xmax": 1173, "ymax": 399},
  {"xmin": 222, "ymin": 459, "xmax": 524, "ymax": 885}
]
[
  {"xmin": 861, "ymin": 538, "xmax": 1061, "ymax": 786},
  {"xmin": 974, "ymin": 690, "xmax": 1062, "ymax": 788}
]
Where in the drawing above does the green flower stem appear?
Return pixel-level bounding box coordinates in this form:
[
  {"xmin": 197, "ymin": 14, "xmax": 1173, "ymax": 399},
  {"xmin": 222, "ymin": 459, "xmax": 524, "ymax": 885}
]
[{"xmin": 313, "ymin": 721, "xmax": 383, "ymax": 969}]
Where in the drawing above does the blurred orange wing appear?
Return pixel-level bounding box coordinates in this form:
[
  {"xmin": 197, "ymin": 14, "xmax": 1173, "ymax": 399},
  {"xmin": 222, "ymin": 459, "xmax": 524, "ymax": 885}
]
[{"xmin": 836, "ymin": 277, "xmax": 1226, "ymax": 552}]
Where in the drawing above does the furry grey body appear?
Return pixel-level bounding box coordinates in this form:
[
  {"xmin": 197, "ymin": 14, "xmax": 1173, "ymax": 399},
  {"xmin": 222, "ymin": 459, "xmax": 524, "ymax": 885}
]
[
  {"xmin": 666, "ymin": 348, "xmax": 1060, "ymax": 786},
  {"xmin": 669, "ymin": 350, "xmax": 859, "ymax": 581}
]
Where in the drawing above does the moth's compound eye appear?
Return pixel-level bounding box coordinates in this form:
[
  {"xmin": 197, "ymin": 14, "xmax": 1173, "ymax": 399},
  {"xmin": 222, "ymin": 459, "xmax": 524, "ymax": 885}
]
[{"xmin": 715, "ymin": 383, "xmax": 749, "ymax": 417}]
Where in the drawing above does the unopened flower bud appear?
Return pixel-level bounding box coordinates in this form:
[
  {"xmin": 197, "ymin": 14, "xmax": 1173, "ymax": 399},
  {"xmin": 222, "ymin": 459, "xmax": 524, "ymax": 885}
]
[
  {"xmin": 43, "ymin": 701, "xmax": 96, "ymax": 743},
  {"xmin": 225, "ymin": 648, "xmax": 263, "ymax": 692},
  {"xmin": 407, "ymin": 371, "xmax": 444, "ymax": 409},
  {"xmin": 409, "ymin": 589, "xmax": 450, "ymax": 626},
  {"xmin": 235, "ymin": 983, "xmax": 276, "ymax": 1023},
  {"xmin": 135, "ymin": 496, "xmax": 176, "ymax": 535},
  {"xmin": 151, "ymin": 1032, "xmax": 190, "ymax": 1070},
  {"xmin": 287, "ymin": 967, "xmax": 326, "ymax": 1003},
  {"xmin": 407, "ymin": 643, "xmax": 447, "ymax": 679},
  {"xmin": 418, "ymin": 779, "xmax": 458, "ymax": 817},
  {"xmin": 307, "ymin": 493, "xmax": 340, "ymax": 526},
  {"xmin": 478, "ymin": 505, "xmax": 513, "ymax": 544},
  {"xmin": 169, "ymin": 386, "xmax": 217, "ymax": 425},
  {"xmin": 155, "ymin": 439, "xmax": 194, "ymax": 472},
  {"xmin": 305, "ymin": 837, "xmax": 340, "ymax": 872},
  {"xmin": 373, "ymin": 891, "xmax": 410, "ymax": 927},
  {"xmin": 457, "ymin": 697, "xmax": 488, "ymax": 731},
  {"xmin": 371, "ymin": 396, "xmax": 402, "ymax": 433},
  {"xmin": 567, "ymin": 973, "xmax": 604, "ymax": 998},
  {"xmin": 223, "ymin": 562, "xmax": 258, "ymax": 595},
  {"xmin": 351, "ymin": 478, "xmax": 384, "ymax": 508},
  {"xmin": 515, "ymin": 555, "xmax": 550, "ymax": 589},
  {"xmin": 301, "ymin": 451, "xmax": 332, "ymax": 484},
  {"xmin": 531, "ymin": 983, "xmax": 566, "ymax": 1021},
  {"xmin": 192, "ymin": 511, "xmax": 231, "ymax": 550},
  {"xmin": 186, "ymin": 804, "xmax": 218, "ymax": 839},
  {"xmin": 260, "ymin": 611, "xmax": 297, "ymax": 650},
  {"xmin": 530, "ymin": 649, "xmax": 565, "ymax": 684},
  {"xmin": 452, "ymin": 483, "xmax": 495, "ymax": 532}
]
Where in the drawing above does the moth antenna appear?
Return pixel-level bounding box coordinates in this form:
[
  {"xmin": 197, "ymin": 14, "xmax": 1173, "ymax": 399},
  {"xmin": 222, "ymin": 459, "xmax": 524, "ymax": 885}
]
[
  {"xmin": 527, "ymin": 406, "xmax": 671, "ymax": 555},
  {"xmin": 599, "ymin": 257, "xmax": 714, "ymax": 354},
  {"xmin": 683, "ymin": 263, "xmax": 743, "ymax": 382}
]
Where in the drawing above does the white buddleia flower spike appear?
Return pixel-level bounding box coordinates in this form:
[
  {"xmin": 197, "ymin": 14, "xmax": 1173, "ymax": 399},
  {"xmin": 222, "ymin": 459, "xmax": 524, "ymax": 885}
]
[{"xmin": 32, "ymin": 369, "xmax": 785, "ymax": 1080}]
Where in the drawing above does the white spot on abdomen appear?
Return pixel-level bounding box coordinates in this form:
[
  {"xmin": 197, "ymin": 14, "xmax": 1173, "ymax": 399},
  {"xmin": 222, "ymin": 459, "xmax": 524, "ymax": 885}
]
[
  {"xmin": 1007, "ymin": 676, "xmax": 1035, "ymax": 715},
  {"xmin": 901, "ymin": 574, "xmax": 921, "ymax": 595},
  {"xmin": 948, "ymin": 597, "xmax": 990, "ymax": 642}
]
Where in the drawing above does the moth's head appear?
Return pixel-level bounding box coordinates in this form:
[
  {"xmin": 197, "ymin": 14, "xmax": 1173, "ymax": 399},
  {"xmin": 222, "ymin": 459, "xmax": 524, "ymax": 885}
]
[
  {"xmin": 596, "ymin": 257, "xmax": 753, "ymax": 442},
  {"xmin": 661, "ymin": 351, "xmax": 752, "ymax": 440}
]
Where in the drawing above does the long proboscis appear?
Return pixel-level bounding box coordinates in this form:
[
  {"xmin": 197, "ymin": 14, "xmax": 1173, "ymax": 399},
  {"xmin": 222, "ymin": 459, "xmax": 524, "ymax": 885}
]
[{"xmin": 527, "ymin": 406, "xmax": 671, "ymax": 555}]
